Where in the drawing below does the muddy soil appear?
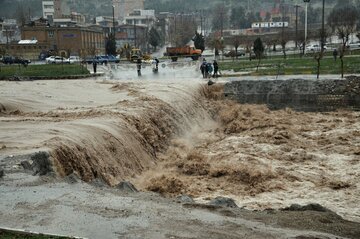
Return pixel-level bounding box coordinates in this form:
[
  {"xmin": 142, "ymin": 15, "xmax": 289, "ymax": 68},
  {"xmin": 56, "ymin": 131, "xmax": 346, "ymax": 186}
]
[{"xmin": 0, "ymin": 65, "xmax": 359, "ymax": 238}]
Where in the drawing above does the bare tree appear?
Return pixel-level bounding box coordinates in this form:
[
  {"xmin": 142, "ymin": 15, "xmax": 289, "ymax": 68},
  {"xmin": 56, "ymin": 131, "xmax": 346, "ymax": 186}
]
[
  {"xmin": 232, "ymin": 36, "xmax": 241, "ymax": 60},
  {"xmin": 278, "ymin": 29, "xmax": 292, "ymax": 59},
  {"xmin": 170, "ymin": 14, "xmax": 197, "ymax": 47},
  {"xmin": 328, "ymin": 6, "xmax": 358, "ymax": 78},
  {"xmin": 207, "ymin": 35, "xmax": 225, "ymax": 60},
  {"xmin": 262, "ymin": 35, "xmax": 277, "ymax": 59},
  {"xmin": 313, "ymin": 27, "xmax": 331, "ymax": 79}
]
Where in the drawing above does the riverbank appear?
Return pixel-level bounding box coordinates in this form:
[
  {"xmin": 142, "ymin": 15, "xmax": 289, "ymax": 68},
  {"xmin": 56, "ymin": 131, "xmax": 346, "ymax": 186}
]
[{"xmin": 1, "ymin": 66, "xmax": 359, "ymax": 238}]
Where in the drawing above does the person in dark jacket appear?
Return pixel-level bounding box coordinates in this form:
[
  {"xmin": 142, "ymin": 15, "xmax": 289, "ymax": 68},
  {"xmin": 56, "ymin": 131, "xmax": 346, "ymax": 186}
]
[
  {"xmin": 200, "ymin": 58, "xmax": 207, "ymax": 78},
  {"xmin": 92, "ymin": 59, "xmax": 97, "ymax": 73},
  {"xmin": 213, "ymin": 60, "xmax": 219, "ymax": 77},
  {"xmin": 333, "ymin": 49, "xmax": 338, "ymax": 61},
  {"xmin": 206, "ymin": 62, "xmax": 213, "ymax": 78},
  {"xmin": 136, "ymin": 58, "xmax": 142, "ymax": 76}
]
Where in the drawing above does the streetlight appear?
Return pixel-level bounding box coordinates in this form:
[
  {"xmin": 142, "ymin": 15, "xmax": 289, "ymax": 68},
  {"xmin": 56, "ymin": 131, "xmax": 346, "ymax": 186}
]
[
  {"xmin": 303, "ymin": 0, "xmax": 310, "ymax": 50},
  {"xmin": 295, "ymin": 5, "xmax": 300, "ymax": 48},
  {"xmin": 321, "ymin": 0, "xmax": 325, "ymax": 51}
]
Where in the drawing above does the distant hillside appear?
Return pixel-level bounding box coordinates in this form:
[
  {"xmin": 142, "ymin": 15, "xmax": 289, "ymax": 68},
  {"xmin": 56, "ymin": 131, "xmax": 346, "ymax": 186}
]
[
  {"xmin": 0, "ymin": 0, "xmax": 43, "ymax": 19},
  {"xmin": 0, "ymin": 0, "xmax": 113, "ymax": 21}
]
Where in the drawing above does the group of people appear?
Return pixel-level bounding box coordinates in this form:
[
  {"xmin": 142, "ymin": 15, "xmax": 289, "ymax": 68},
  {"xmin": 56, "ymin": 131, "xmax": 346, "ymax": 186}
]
[{"xmin": 200, "ymin": 58, "xmax": 219, "ymax": 78}]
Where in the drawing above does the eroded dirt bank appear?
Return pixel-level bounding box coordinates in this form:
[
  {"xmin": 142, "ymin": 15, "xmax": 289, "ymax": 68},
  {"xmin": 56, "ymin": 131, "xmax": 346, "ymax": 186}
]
[{"xmin": 1, "ymin": 76, "xmax": 360, "ymax": 238}]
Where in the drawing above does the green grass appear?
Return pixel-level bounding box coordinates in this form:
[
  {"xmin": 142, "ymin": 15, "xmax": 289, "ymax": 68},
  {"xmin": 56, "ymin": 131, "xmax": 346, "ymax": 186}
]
[
  {"xmin": 0, "ymin": 229, "xmax": 71, "ymax": 239},
  {"xmin": 220, "ymin": 55, "xmax": 360, "ymax": 76},
  {"xmin": 0, "ymin": 64, "xmax": 90, "ymax": 78}
]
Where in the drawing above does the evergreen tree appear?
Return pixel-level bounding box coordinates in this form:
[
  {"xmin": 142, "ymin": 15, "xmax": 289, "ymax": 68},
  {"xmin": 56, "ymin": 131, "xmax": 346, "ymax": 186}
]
[
  {"xmin": 106, "ymin": 33, "xmax": 116, "ymax": 55},
  {"xmin": 148, "ymin": 27, "xmax": 162, "ymax": 51},
  {"xmin": 253, "ymin": 37, "xmax": 264, "ymax": 71},
  {"xmin": 193, "ymin": 32, "xmax": 205, "ymax": 52}
]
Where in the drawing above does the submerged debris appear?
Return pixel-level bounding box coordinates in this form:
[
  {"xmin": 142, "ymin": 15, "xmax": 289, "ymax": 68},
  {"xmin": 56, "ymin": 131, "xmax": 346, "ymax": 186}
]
[
  {"xmin": 176, "ymin": 194, "xmax": 194, "ymax": 203},
  {"xmin": 116, "ymin": 181, "xmax": 138, "ymax": 193},
  {"xmin": 31, "ymin": 151, "xmax": 53, "ymax": 176},
  {"xmin": 208, "ymin": 197, "xmax": 238, "ymax": 208}
]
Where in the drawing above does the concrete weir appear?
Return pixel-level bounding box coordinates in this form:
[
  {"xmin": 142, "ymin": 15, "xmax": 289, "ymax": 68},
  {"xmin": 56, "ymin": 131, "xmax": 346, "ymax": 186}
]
[{"xmin": 224, "ymin": 76, "xmax": 360, "ymax": 111}]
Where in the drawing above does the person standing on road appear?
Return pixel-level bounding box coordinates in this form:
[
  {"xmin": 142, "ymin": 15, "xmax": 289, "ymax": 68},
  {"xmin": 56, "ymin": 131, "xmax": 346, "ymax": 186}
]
[
  {"xmin": 213, "ymin": 60, "xmax": 219, "ymax": 77},
  {"xmin": 92, "ymin": 58, "xmax": 97, "ymax": 74},
  {"xmin": 136, "ymin": 58, "xmax": 142, "ymax": 76},
  {"xmin": 152, "ymin": 57, "xmax": 159, "ymax": 73},
  {"xmin": 206, "ymin": 62, "xmax": 213, "ymax": 78},
  {"xmin": 200, "ymin": 58, "xmax": 207, "ymax": 78}
]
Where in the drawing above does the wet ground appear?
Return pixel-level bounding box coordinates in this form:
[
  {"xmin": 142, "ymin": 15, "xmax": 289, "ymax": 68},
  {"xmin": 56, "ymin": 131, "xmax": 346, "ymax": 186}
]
[{"xmin": 1, "ymin": 62, "xmax": 359, "ymax": 238}]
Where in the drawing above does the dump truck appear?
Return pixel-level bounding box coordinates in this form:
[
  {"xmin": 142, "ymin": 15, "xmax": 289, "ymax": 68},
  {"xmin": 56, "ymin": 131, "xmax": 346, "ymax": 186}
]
[{"xmin": 165, "ymin": 46, "xmax": 202, "ymax": 62}]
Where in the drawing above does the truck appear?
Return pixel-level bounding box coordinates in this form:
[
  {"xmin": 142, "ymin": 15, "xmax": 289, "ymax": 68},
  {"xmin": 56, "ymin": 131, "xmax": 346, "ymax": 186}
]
[
  {"xmin": 165, "ymin": 46, "xmax": 202, "ymax": 62},
  {"xmin": 128, "ymin": 48, "xmax": 151, "ymax": 62}
]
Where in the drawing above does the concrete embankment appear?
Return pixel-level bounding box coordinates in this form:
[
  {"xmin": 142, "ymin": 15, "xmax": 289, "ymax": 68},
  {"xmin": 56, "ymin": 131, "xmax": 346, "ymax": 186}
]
[{"xmin": 224, "ymin": 76, "xmax": 360, "ymax": 111}]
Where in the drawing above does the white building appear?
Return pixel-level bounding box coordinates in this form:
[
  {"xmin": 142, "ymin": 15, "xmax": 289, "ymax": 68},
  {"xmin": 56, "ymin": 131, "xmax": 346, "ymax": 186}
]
[
  {"xmin": 124, "ymin": 9, "xmax": 155, "ymax": 27},
  {"xmin": 1, "ymin": 19, "xmax": 18, "ymax": 43},
  {"xmin": 42, "ymin": 1, "xmax": 54, "ymax": 19},
  {"xmin": 251, "ymin": 21, "xmax": 288, "ymax": 29}
]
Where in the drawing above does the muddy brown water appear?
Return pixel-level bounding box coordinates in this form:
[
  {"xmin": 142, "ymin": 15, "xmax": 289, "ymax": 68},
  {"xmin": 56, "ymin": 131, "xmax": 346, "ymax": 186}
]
[{"xmin": 0, "ymin": 69, "xmax": 359, "ymax": 238}]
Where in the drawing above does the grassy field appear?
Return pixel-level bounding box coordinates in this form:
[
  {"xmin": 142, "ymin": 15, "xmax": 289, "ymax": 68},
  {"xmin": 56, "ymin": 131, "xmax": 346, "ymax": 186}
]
[
  {"xmin": 219, "ymin": 55, "xmax": 360, "ymax": 76},
  {"xmin": 0, "ymin": 64, "xmax": 90, "ymax": 78}
]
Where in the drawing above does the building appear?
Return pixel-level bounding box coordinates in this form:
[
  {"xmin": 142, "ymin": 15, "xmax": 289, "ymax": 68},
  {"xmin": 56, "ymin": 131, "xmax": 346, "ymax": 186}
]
[
  {"xmin": 21, "ymin": 24, "xmax": 105, "ymax": 57},
  {"xmin": 115, "ymin": 9, "xmax": 156, "ymax": 52},
  {"xmin": 0, "ymin": 40, "xmax": 48, "ymax": 60},
  {"xmin": 42, "ymin": 1, "xmax": 55, "ymax": 19},
  {"xmin": 71, "ymin": 12, "xmax": 86, "ymax": 25},
  {"xmin": 124, "ymin": 9, "xmax": 155, "ymax": 27},
  {"xmin": 52, "ymin": 0, "xmax": 70, "ymax": 19},
  {"xmin": 0, "ymin": 19, "xmax": 19, "ymax": 44},
  {"xmin": 115, "ymin": 24, "xmax": 147, "ymax": 51},
  {"xmin": 43, "ymin": 0, "xmax": 73, "ymax": 21},
  {"xmin": 112, "ymin": 0, "xmax": 144, "ymax": 21}
]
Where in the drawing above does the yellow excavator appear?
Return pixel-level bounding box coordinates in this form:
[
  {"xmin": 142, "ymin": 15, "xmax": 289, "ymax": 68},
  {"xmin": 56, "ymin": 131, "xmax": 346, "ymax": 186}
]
[{"xmin": 130, "ymin": 48, "xmax": 151, "ymax": 62}]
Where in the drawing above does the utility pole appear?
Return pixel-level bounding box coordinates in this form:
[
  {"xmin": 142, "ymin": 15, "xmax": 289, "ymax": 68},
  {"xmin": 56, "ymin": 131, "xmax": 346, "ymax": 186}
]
[
  {"xmin": 146, "ymin": 16, "xmax": 149, "ymax": 53},
  {"xmin": 295, "ymin": 5, "xmax": 299, "ymax": 48},
  {"xmin": 5, "ymin": 27, "xmax": 9, "ymax": 46},
  {"xmin": 281, "ymin": 0, "xmax": 286, "ymax": 58},
  {"xmin": 112, "ymin": 5, "xmax": 115, "ymax": 34},
  {"xmin": 303, "ymin": 0, "xmax": 310, "ymax": 54},
  {"xmin": 321, "ymin": 0, "xmax": 325, "ymax": 51},
  {"xmin": 200, "ymin": 10, "xmax": 203, "ymax": 35},
  {"xmin": 174, "ymin": 14, "xmax": 176, "ymax": 46},
  {"xmin": 134, "ymin": 20, "xmax": 137, "ymax": 48}
]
